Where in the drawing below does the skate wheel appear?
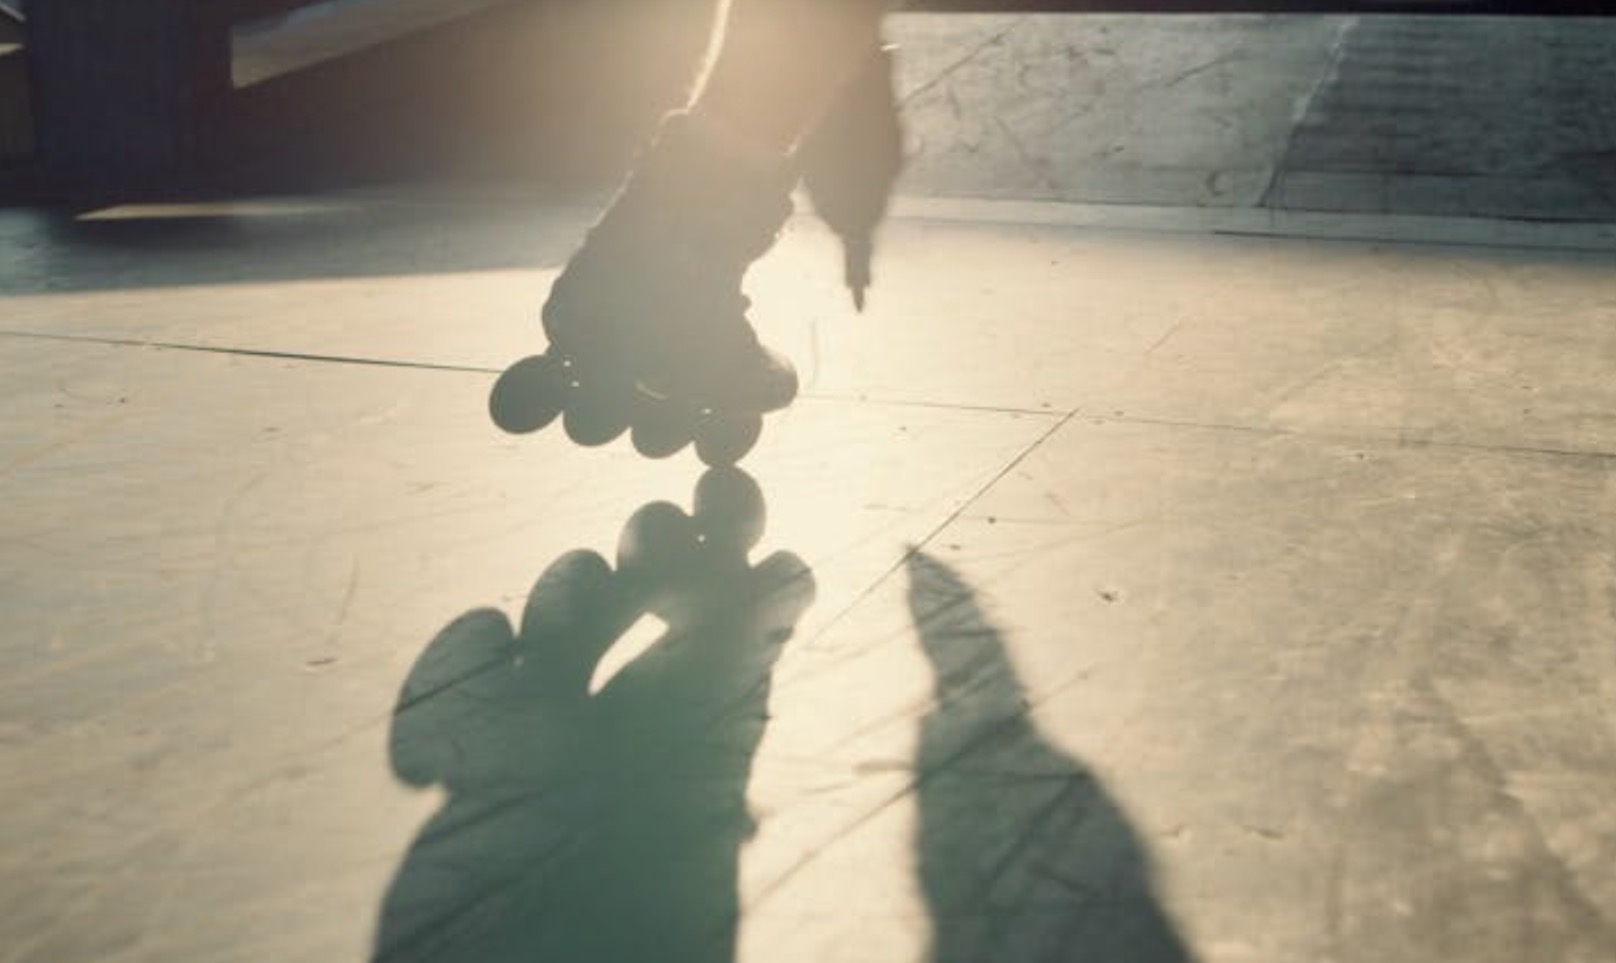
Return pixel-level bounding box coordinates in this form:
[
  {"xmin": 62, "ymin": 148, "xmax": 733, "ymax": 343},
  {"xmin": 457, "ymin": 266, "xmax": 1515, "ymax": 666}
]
[
  {"xmin": 563, "ymin": 377, "xmax": 632, "ymax": 447},
  {"xmin": 694, "ymin": 411, "xmax": 762, "ymax": 466},
  {"xmin": 693, "ymin": 467, "xmax": 766, "ymax": 554},
  {"xmin": 616, "ymin": 501, "xmax": 700, "ymax": 586},
  {"xmin": 489, "ymin": 355, "xmax": 564, "ymax": 434},
  {"xmin": 630, "ymin": 397, "xmax": 694, "ymax": 459}
]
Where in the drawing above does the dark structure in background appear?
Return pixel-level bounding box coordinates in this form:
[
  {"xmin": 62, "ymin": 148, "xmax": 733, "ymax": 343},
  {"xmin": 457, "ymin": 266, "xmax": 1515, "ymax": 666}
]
[
  {"xmin": 26, "ymin": 0, "xmax": 232, "ymax": 187},
  {"xmin": 5, "ymin": 0, "xmax": 1616, "ymax": 200},
  {"xmin": 0, "ymin": 1, "xmax": 26, "ymax": 163},
  {"xmin": 6, "ymin": 0, "xmax": 727, "ymax": 199}
]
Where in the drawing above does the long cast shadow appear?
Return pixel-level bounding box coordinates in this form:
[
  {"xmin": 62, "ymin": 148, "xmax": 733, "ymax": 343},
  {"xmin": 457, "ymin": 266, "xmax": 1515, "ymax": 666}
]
[
  {"xmin": 376, "ymin": 468, "xmax": 814, "ymax": 963},
  {"xmin": 907, "ymin": 550, "xmax": 1195, "ymax": 963}
]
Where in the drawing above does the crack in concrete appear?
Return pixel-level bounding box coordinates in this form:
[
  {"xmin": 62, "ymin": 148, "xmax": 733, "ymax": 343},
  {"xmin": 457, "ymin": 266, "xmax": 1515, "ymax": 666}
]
[
  {"xmin": 1260, "ymin": 17, "xmax": 1357, "ymax": 210},
  {"xmin": 900, "ymin": 18, "xmax": 1027, "ymax": 108}
]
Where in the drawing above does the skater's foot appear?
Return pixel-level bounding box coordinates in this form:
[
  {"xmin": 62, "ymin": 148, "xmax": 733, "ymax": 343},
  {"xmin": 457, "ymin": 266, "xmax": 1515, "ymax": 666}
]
[
  {"xmin": 635, "ymin": 324, "xmax": 799, "ymax": 414},
  {"xmin": 543, "ymin": 111, "xmax": 799, "ymax": 415}
]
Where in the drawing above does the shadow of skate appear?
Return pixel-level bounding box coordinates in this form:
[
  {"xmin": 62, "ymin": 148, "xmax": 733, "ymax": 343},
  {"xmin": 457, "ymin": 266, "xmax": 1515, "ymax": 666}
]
[
  {"xmin": 375, "ymin": 467, "xmax": 815, "ymax": 963},
  {"xmin": 906, "ymin": 550, "xmax": 1195, "ymax": 963}
]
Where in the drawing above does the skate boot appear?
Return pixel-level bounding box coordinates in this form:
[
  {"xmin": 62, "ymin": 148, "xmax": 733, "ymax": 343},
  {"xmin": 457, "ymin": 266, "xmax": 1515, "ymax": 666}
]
[{"xmin": 490, "ymin": 111, "xmax": 799, "ymax": 466}]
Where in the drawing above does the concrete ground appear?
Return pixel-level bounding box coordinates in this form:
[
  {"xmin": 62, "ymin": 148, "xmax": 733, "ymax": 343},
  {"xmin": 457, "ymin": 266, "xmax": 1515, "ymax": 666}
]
[{"xmin": 5, "ymin": 12, "xmax": 1616, "ymax": 963}]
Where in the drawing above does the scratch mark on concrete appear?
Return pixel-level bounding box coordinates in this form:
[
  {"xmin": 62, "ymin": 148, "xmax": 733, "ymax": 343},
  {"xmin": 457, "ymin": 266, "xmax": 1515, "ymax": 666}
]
[
  {"xmin": 1162, "ymin": 53, "xmax": 1239, "ymax": 90},
  {"xmin": 326, "ymin": 558, "xmax": 361, "ymax": 650},
  {"xmin": 1144, "ymin": 318, "xmax": 1189, "ymax": 358},
  {"xmin": 994, "ymin": 115, "xmax": 1060, "ymax": 194},
  {"xmin": 900, "ymin": 18, "xmax": 1026, "ymax": 107},
  {"xmin": 0, "ymin": 411, "xmax": 129, "ymax": 480}
]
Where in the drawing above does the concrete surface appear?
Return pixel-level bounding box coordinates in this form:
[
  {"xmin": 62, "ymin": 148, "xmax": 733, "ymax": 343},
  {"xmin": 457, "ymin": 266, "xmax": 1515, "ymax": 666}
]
[
  {"xmin": 891, "ymin": 14, "xmax": 1616, "ymax": 220},
  {"xmin": 6, "ymin": 12, "xmax": 1616, "ymax": 963}
]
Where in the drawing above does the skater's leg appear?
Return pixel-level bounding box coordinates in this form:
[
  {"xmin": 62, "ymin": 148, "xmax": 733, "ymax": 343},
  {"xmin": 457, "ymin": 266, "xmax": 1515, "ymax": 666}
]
[
  {"xmin": 694, "ymin": 0, "xmax": 907, "ymax": 310},
  {"xmin": 692, "ymin": 0, "xmax": 903, "ymax": 155}
]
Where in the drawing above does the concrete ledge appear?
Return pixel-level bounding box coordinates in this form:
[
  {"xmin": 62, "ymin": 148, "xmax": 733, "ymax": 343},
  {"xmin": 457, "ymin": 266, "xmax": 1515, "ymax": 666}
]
[{"xmin": 889, "ymin": 193, "xmax": 1616, "ymax": 251}]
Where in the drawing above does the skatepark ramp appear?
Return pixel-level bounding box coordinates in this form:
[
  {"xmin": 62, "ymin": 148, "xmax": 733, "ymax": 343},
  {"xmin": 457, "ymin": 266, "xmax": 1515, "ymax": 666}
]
[
  {"xmin": 230, "ymin": 0, "xmax": 513, "ymax": 88},
  {"xmin": 217, "ymin": 0, "xmax": 718, "ymax": 190},
  {"xmin": 13, "ymin": 0, "xmax": 721, "ymax": 196},
  {"xmin": 10, "ymin": 0, "xmax": 1616, "ymax": 200}
]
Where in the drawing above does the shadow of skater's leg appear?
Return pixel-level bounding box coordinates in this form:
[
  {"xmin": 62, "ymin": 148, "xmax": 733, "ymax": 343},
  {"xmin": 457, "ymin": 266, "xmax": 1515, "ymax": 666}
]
[{"xmin": 906, "ymin": 550, "xmax": 1196, "ymax": 963}]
